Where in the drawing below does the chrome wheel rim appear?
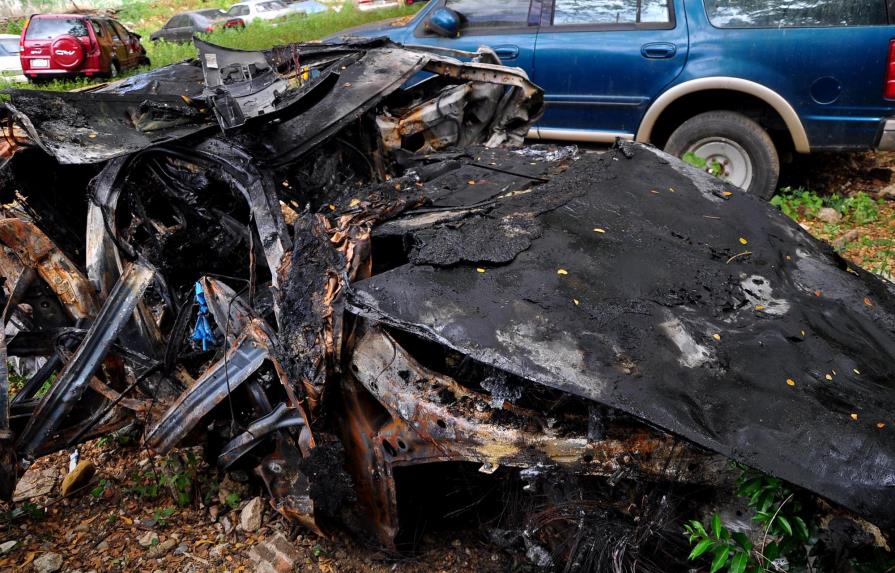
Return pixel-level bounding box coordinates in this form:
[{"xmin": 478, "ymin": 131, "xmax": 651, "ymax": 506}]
[{"xmin": 686, "ymin": 137, "xmax": 754, "ymax": 191}]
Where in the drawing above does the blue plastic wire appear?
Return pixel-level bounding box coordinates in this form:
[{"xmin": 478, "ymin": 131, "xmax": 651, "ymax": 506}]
[{"xmin": 191, "ymin": 282, "xmax": 217, "ymax": 351}]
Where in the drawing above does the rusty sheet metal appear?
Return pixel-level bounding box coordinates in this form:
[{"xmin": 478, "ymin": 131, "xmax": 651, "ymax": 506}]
[
  {"xmin": 341, "ymin": 328, "xmax": 726, "ymax": 547},
  {"xmin": 0, "ymin": 219, "xmax": 99, "ymax": 320}
]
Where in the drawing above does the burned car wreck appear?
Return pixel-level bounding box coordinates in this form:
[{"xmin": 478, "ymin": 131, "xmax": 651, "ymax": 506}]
[{"xmin": 0, "ymin": 37, "xmax": 893, "ymax": 570}]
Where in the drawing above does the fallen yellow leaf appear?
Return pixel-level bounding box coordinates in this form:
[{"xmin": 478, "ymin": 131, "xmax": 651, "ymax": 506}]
[
  {"xmin": 877, "ymin": 422, "xmax": 886, "ymax": 429},
  {"xmin": 755, "ymin": 305, "xmax": 765, "ymax": 311},
  {"xmin": 850, "ymin": 413, "xmax": 859, "ymax": 421},
  {"xmin": 467, "ymin": 180, "xmax": 476, "ymax": 185},
  {"xmin": 801, "ymin": 330, "xmax": 806, "ymax": 337},
  {"xmin": 853, "ymin": 368, "xmax": 861, "ymax": 375},
  {"xmin": 786, "ymin": 378, "xmax": 795, "ymax": 387},
  {"xmin": 864, "ymin": 297, "xmax": 874, "ymax": 307},
  {"xmin": 712, "ymin": 333, "xmax": 721, "ymax": 341},
  {"xmin": 825, "ymin": 374, "xmax": 833, "ymax": 381},
  {"xmin": 557, "ymin": 269, "xmax": 569, "ymax": 275},
  {"xmin": 593, "ymin": 228, "xmax": 606, "ymax": 234},
  {"xmin": 722, "ymin": 191, "xmax": 733, "ymax": 197},
  {"xmin": 476, "ymin": 268, "xmax": 486, "ymax": 273},
  {"xmin": 739, "ymin": 237, "xmax": 748, "ymax": 245},
  {"xmin": 328, "ymin": 204, "xmax": 336, "ymax": 211},
  {"xmin": 573, "ymin": 299, "xmax": 580, "ymax": 306},
  {"xmin": 349, "ymin": 198, "xmax": 360, "ymax": 207}
]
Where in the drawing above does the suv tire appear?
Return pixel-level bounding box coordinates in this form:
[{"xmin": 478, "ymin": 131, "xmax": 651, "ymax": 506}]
[{"xmin": 664, "ymin": 110, "xmax": 780, "ymax": 200}]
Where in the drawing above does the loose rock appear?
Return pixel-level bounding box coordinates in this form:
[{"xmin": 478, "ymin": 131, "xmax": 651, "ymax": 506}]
[
  {"xmin": 248, "ymin": 532, "xmax": 303, "ymax": 573},
  {"xmin": 148, "ymin": 538, "xmax": 177, "ymax": 559},
  {"xmin": 816, "ymin": 207, "xmax": 842, "ymax": 224},
  {"xmin": 833, "ymin": 229, "xmax": 862, "ymax": 250},
  {"xmin": 33, "ymin": 551, "xmax": 63, "ymax": 573},
  {"xmin": 240, "ymin": 497, "xmax": 264, "ymax": 532},
  {"xmin": 13, "ymin": 467, "xmax": 57, "ymax": 501},
  {"xmin": 138, "ymin": 531, "xmax": 159, "ymax": 548}
]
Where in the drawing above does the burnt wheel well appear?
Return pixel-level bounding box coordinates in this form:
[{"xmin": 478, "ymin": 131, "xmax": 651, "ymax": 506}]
[{"xmin": 648, "ymin": 90, "xmax": 795, "ymax": 156}]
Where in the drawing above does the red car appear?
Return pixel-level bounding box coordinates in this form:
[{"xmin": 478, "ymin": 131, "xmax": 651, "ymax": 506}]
[{"xmin": 19, "ymin": 14, "xmax": 149, "ymax": 81}]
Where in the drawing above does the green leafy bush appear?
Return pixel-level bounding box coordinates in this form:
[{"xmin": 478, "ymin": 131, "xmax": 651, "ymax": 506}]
[
  {"xmin": 771, "ymin": 188, "xmax": 880, "ymax": 224},
  {"xmin": 685, "ymin": 466, "xmax": 811, "ymax": 573}
]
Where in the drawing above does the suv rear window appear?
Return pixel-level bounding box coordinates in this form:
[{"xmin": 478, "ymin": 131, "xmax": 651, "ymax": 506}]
[
  {"xmin": 25, "ymin": 17, "xmax": 89, "ymax": 40},
  {"xmin": 704, "ymin": 0, "xmax": 888, "ymax": 28}
]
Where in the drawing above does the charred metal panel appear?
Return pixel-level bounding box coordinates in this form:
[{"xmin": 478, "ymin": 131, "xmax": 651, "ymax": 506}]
[{"xmin": 348, "ymin": 144, "xmax": 895, "ymax": 527}]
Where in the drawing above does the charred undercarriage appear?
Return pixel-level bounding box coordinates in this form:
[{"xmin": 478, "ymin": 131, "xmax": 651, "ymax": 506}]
[{"xmin": 0, "ymin": 38, "xmax": 893, "ymax": 571}]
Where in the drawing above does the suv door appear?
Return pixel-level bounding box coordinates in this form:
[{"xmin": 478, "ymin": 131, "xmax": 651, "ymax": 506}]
[
  {"xmin": 102, "ymin": 20, "xmax": 129, "ymax": 71},
  {"xmin": 533, "ymin": 0, "xmax": 689, "ymax": 141},
  {"xmin": 411, "ymin": 0, "xmax": 539, "ymax": 72},
  {"xmin": 110, "ymin": 21, "xmax": 139, "ymax": 67}
]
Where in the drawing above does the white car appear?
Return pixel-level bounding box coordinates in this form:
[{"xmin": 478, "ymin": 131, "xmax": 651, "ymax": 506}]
[
  {"xmin": 223, "ymin": 0, "xmax": 293, "ymax": 24},
  {"xmin": 0, "ymin": 34, "xmax": 24, "ymax": 82}
]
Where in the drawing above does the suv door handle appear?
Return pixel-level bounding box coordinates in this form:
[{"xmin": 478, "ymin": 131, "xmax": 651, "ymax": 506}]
[
  {"xmin": 641, "ymin": 42, "xmax": 677, "ymax": 59},
  {"xmin": 493, "ymin": 44, "xmax": 520, "ymax": 61}
]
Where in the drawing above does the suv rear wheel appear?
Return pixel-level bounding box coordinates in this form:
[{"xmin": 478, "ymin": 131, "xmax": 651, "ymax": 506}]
[{"xmin": 664, "ymin": 110, "xmax": 780, "ymax": 200}]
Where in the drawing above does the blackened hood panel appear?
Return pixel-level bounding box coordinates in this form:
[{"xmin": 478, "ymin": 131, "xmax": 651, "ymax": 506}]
[{"xmin": 347, "ymin": 144, "xmax": 895, "ymax": 527}]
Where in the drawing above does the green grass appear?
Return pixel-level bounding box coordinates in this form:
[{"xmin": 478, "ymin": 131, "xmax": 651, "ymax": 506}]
[{"xmin": 1, "ymin": 3, "xmax": 422, "ymax": 93}]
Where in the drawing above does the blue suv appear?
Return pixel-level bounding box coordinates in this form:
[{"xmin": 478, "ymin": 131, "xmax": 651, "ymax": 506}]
[{"xmin": 336, "ymin": 0, "xmax": 895, "ymax": 198}]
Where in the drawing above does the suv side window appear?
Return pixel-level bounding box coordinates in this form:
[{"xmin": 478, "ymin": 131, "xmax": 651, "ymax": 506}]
[
  {"xmin": 704, "ymin": 0, "xmax": 888, "ymax": 28},
  {"xmin": 111, "ymin": 21, "xmax": 130, "ymax": 40},
  {"xmin": 553, "ymin": 0, "xmax": 671, "ymax": 25},
  {"xmin": 90, "ymin": 19, "xmax": 104, "ymax": 37},
  {"xmin": 445, "ymin": 0, "xmax": 532, "ymax": 29}
]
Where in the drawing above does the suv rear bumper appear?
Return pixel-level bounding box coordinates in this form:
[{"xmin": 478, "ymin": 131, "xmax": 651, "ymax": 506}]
[{"xmin": 878, "ymin": 119, "xmax": 895, "ymax": 150}]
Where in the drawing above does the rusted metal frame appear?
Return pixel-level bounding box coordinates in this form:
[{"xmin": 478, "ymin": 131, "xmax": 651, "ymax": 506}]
[
  {"xmin": 86, "ymin": 376, "xmax": 151, "ymax": 413},
  {"xmin": 15, "ymin": 260, "xmax": 157, "ymax": 462},
  {"xmin": 256, "ymin": 433, "xmax": 321, "ymax": 535},
  {"xmin": 350, "ymin": 328, "xmax": 723, "ymax": 480},
  {"xmin": 67, "ymin": 363, "xmax": 162, "ymax": 447},
  {"xmin": 421, "ymin": 53, "xmax": 540, "ymax": 100},
  {"xmin": 0, "ymin": 319, "xmax": 16, "ymax": 499},
  {"xmin": 337, "ymin": 375, "xmax": 400, "ymax": 548},
  {"xmin": 10, "ymin": 354, "xmax": 62, "ymax": 408},
  {"xmin": 34, "ymin": 406, "xmax": 133, "ymax": 458},
  {"xmin": 376, "ymin": 84, "xmax": 472, "ymax": 152},
  {"xmin": 421, "ymin": 53, "xmax": 544, "ymax": 146},
  {"xmin": 341, "ymin": 328, "xmax": 723, "ymax": 547},
  {"xmin": 201, "ymin": 276, "xmax": 314, "ymax": 456},
  {"xmin": 0, "ymin": 264, "xmax": 35, "ymax": 325},
  {"xmin": 0, "ymin": 219, "xmax": 99, "ymax": 320},
  {"xmin": 218, "ymin": 402, "xmax": 305, "ymax": 468},
  {"xmin": 86, "ymin": 154, "xmax": 165, "ymax": 355},
  {"xmin": 161, "ymin": 141, "xmax": 292, "ymax": 293},
  {"xmin": 0, "ymin": 103, "xmax": 48, "ymax": 159},
  {"xmin": 144, "ymin": 324, "xmax": 269, "ymax": 454},
  {"xmin": 402, "ymin": 44, "xmax": 501, "ymax": 66}
]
